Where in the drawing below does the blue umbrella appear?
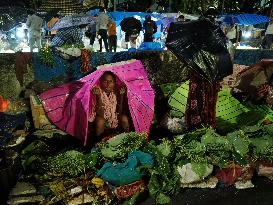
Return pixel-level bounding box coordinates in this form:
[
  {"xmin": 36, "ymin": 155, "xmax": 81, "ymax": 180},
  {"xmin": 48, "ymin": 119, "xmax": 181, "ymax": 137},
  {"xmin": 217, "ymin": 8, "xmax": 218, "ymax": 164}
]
[
  {"xmin": 161, "ymin": 16, "xmax": 175, "ymax": 28},
  {"xmin": 223, "ymin": 14, "xmax": 270, "ymax": 26},
  {"xmin": 51, "ymin": 15, "xmax": 95, "ymax": 30}
]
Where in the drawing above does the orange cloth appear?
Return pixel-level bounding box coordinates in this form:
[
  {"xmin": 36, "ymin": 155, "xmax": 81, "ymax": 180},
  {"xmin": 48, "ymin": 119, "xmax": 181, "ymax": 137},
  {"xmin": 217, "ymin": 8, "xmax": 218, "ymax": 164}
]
[
  {"xmin": 108, "ymin": 22, "xmax": 116, "ymax": 36},
  {"xmin": 0, "ymin": 95, "xmax": 9, "ymax": 112},
  {"xmin": 80, "ymin": 49, "xmax": 91, "ymax": 73},
  {"xmin": 47, "ymin": 17, "xmax": 59, "ymax": 35}
]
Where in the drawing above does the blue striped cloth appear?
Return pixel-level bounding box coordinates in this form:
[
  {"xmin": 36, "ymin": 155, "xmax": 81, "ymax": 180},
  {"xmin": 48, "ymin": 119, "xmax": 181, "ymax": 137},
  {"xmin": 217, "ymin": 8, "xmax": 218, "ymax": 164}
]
[{"xmin": 51, "ymin": 27, "xmax": 83, "ymax": 47}]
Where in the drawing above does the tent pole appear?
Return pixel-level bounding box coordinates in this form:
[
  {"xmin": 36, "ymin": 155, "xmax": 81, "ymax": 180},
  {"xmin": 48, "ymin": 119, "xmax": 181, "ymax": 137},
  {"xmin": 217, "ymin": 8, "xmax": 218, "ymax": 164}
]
[
  {"xmin": 221, "ymin": 0, "xmax": 225, "ymax": 15},
  {"xmin": 114, "ymin": 0, "xmax": 117, "ymax": 11},
  {"xmin": 236, "ymin": 25, "xmax": 239, "ymax": 44},
  {"xmin": 270, "ymin": 0, "xmax": 273, "ymax": 18}
]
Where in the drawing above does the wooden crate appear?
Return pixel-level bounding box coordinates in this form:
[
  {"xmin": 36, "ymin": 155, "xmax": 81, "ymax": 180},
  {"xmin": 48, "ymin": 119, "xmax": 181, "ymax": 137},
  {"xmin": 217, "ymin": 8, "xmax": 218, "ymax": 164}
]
[{"xmin": 30, "ymin": 95, "xmax": 52, "ymax": 129}]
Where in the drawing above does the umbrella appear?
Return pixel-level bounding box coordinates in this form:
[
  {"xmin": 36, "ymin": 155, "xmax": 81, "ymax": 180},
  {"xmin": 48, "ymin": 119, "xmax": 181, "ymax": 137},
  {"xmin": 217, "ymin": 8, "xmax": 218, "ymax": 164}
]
[
  {"xmin": 52, "ymin": 15, "xmax": 95, "ymax": 30},
  {"xmin": 165, "ymin": 18, "xmax": 232, "ymax": 82},
  {"xmin": 161, "ymin": 17, "xmax": 175, "ymax": 28},
  {"xmin": 120, "ymin": 17, "xmax": 142, "ymax": 33},
  {"xmin": 87, "ymin": 6, "xmax": 104, "ymax": 11},
  {"xmin": 222, "ymin": 14, "xmax": 270, "ymax": 26},
  {"xmin": 235, "ymin": 59, "xmax": 273, "ymax": 96}
]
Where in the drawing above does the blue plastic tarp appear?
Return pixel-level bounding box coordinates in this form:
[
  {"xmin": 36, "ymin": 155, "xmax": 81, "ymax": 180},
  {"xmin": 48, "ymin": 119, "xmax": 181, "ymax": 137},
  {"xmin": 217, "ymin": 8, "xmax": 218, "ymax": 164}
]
[
  {"xmin": 223, "ymin": 14, "xmax": 270, "ymax": 26},
  {"xmin": 108, "ymin": 11, "xmax": 162, "ymax": 26},
  {"xmin": 138, "ymin": 42, "xmax": 163, "ymax": 51}
]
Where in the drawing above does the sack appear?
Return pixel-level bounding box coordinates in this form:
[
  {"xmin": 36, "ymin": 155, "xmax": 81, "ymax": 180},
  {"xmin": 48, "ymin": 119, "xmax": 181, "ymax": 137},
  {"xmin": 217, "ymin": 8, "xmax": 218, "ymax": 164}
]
[
  {"xmin": 97, "ymin": 151, "xmax": 154, "ymax": 186},
  {"xmin": 145, "ymin": 21, "xmax": 154, "ymax": 35}
]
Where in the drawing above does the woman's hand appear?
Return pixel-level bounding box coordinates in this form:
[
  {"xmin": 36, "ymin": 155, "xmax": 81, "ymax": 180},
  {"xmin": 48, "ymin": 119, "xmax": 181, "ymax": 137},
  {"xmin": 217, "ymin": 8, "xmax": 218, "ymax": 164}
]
[
  {"xmin": 92, "ymin": 86, "xmax": 100, "ymax": 95},
  {"xmin": 120, "ymin": 86, "xmax": 126, "ymax": 95}
]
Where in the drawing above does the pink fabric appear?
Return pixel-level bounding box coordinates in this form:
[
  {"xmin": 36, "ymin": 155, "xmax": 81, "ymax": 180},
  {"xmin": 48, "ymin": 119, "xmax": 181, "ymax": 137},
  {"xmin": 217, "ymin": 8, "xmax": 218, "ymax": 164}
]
[{"xmin": 39, "ymin": 60, "xmax": 155, "ymax": 145}]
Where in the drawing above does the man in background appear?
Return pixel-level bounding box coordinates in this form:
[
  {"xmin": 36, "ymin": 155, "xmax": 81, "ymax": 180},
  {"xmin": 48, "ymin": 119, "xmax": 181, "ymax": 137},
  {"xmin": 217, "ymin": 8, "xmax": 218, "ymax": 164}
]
[
  {"xmin": 26, "ymin": 10, "xmax": 43, "ymax": 52},
  {"xmin": 96, "ymin": 7, "xmax": 110, "ymax": 52},
  {"xmin": 85, "ymin": 21, "xmax": 97, "ymax": 48}
]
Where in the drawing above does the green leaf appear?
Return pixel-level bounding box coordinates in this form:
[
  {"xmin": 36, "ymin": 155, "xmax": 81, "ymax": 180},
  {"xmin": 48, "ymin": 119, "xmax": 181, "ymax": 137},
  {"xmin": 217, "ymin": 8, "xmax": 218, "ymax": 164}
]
[
  {"xmin": 191, "ymin": 162, "xmax": 208, "ymax": 177},
  {"xmin": 122, "ymin": 191, "xmax": 145, "ymax": 205},
  {"xmin": 157, "ymin": 139, "xmax": 172, "ymax": 158},
  {"xmin": 156, "ymin": 193, "xmax": 171, "ymax": 204},
  {"xmin": 227, "ymin": 131, "xmax": 250, "ymax": 158},
  {"xmin": 99, "ymin": 132, "xmax": 145, "ymax": 159},
  {"xmin": 148, "ymin": 173, "xmax": 160, "ymax": 198}
]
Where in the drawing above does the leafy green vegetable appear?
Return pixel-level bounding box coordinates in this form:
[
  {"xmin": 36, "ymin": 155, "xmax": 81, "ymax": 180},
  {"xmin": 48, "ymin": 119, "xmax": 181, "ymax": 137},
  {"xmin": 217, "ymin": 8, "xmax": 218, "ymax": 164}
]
[
  {"xmin": 21, "ymin": 140, "xmax": 49, "ymax": 171},
  {"xmin": 226, "ymin": 130, "xmax": 250, "ymax": 158},
  {"xmin": 99, "ymin": 132, "xmax": 146, "ymax": 159},
  {"xmin": 39, "ymin": 45, "xmax": 55, "ymax": 67},
  {"xmin": 142, "ymin": 141, "xmax": 181, "ymax": 204},
  {"xmin": 201, "ymin": 129, "xmax": 232, "ymax": 167},
  {"xmin": 251, "ymin": 136, "xmax": 273, "ymax": 161},
  {"xmin": 157, "ymin": 138, "xmax": 173, "ymax": 158},
  {"xmin": 156, "ymin": 193, "xmax": 171, "ymax": 204},
  {"xmin": 47, "ymin": 150, "xmax": 86, "ymax": 176},
  {"xmin": 191, "ymin": 162, "xmax": 208, "ymax": 178},
  {"xmin": 84, "ymin": 150, "xmax": 99, "ymax": 169},
  {"xmin": 262, "ymin": 123, "xmax": 273, "ymax": 136}
]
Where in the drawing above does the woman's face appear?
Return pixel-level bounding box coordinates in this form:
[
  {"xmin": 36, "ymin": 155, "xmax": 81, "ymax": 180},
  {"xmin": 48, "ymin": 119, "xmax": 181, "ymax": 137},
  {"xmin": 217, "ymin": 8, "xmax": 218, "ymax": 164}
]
[{"xmin": 100, "ymin": 73, "xmax": 115, "ymax": 93}]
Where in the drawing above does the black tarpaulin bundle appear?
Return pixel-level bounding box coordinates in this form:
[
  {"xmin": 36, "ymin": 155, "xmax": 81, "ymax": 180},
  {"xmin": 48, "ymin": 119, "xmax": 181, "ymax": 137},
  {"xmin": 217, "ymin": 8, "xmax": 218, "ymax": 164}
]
[{"xmin": 165, "ymin": 18, "xmax": 233, "ymax": 83}]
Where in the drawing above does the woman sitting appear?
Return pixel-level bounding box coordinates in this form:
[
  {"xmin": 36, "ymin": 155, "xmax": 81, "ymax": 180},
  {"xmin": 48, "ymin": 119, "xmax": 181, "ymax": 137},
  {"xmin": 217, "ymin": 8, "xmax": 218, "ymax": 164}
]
[{"xmin": 89, "ymin": 71, "xmax": 130, "ymax": 139}]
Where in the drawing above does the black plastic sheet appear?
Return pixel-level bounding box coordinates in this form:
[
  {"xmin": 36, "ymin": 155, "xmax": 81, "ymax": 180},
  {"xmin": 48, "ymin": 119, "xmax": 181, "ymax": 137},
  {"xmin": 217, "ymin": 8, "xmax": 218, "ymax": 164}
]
[{"xmin": 165, "ymin": 18, "xmax": 233, "ymax": 82}]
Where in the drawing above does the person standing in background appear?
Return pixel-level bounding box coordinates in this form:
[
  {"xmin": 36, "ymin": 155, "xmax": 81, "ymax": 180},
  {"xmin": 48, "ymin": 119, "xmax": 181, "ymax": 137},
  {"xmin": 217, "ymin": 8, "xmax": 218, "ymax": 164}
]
[
  {"xmin": 225, "ymin": 24, "xmax": 237, "ymax": 44},
  {"xmin": 143, "ymin": 15, "xmax": 157, "ymax": 42},
  {"xmin": 26, "ymin": 10, "xmax": 43, "ymax": 52},
  {"xmin": 47, "ymin": 14, "xmax": 60, "ymax": 40},
  {"xmin": 96, "ymin": 7, "xmax": 110, "ymax": 52},
  {"xmin": 262, "ymin": 19, "xmax": 273, "ymax": 49},
  {"xmin": 108, "ymin": 20, "xmax": 117, "ymax": 52},
  {"xmin": 86, "ymin": 21, "xmax": 97, "ymax": 48}
]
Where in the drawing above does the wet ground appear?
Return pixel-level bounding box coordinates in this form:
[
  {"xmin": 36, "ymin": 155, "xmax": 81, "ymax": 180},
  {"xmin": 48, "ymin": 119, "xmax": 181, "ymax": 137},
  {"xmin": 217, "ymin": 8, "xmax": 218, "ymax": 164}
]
[{"xmin": 140, "ymin": 177, "xmax": 273, "ymax": 205}]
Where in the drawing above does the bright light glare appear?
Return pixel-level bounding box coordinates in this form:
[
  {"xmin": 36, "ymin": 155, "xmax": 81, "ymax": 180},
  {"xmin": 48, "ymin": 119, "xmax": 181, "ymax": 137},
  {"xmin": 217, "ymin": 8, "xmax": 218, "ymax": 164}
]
[
  {"xmin": 16, "ymin": 28, "xmax": 25, "ymax": 39},
  {"xmin": 133, "ymin": 15, "xmax": 141, "ymax": 20},
  {"xmin": 242, "ymin": 31, "xmax": 251, "ymax": 38}
]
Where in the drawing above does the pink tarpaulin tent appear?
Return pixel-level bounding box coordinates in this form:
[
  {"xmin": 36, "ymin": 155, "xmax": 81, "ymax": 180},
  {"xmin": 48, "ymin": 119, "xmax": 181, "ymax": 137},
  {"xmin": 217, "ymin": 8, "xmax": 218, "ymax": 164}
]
[{"xmin": 39, "ymin": 60, "xmax": 155, "ymax": 145}]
